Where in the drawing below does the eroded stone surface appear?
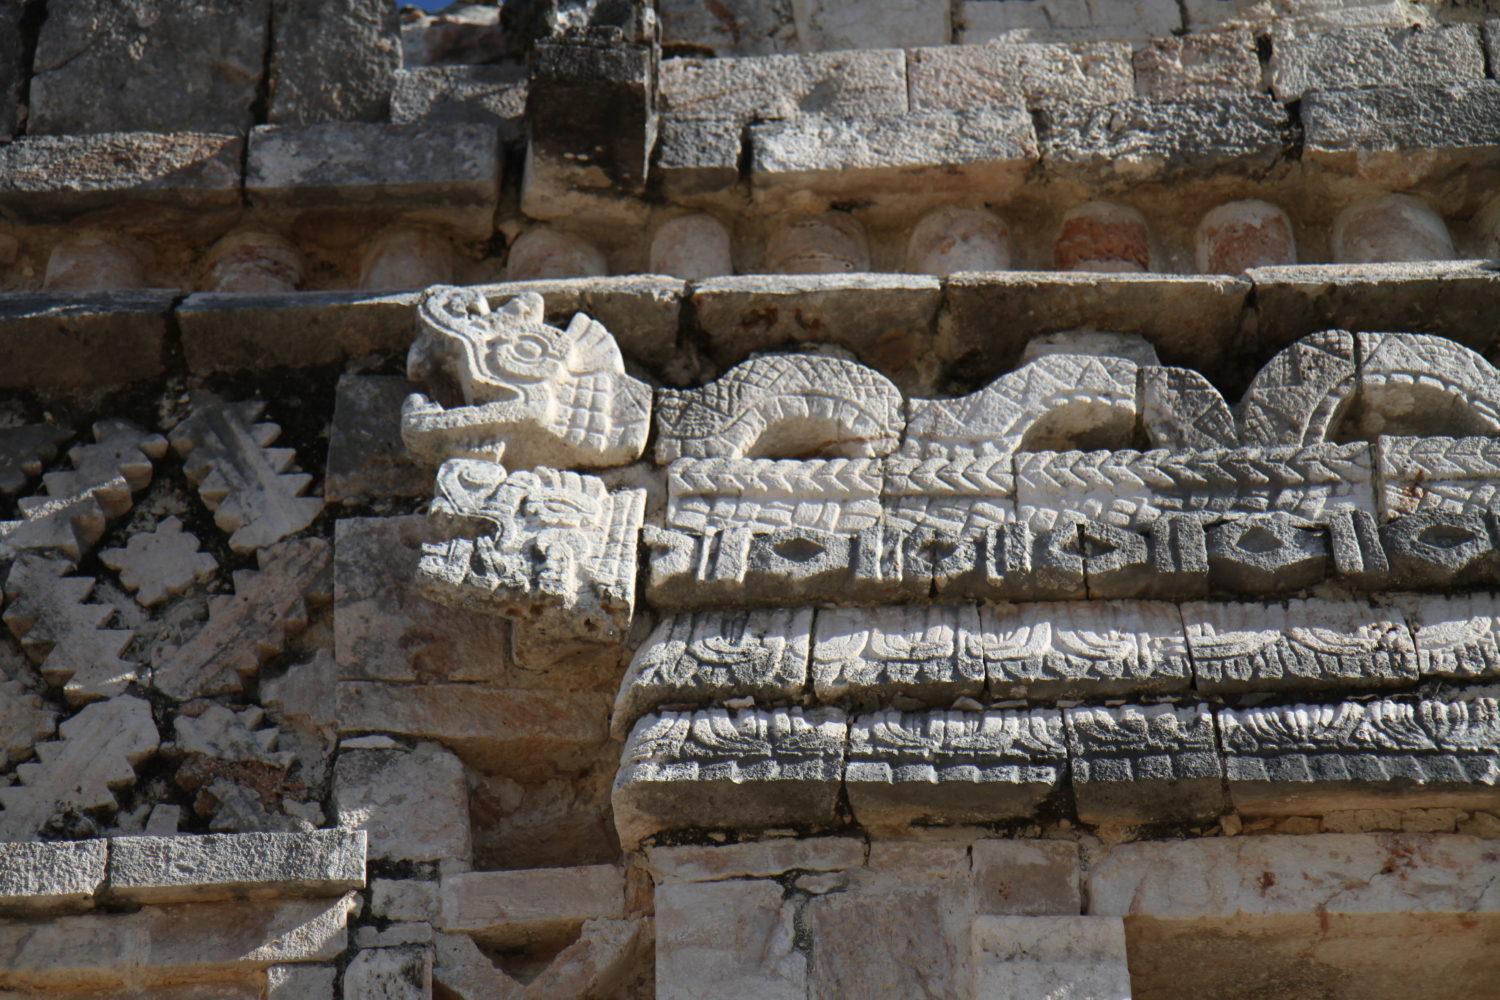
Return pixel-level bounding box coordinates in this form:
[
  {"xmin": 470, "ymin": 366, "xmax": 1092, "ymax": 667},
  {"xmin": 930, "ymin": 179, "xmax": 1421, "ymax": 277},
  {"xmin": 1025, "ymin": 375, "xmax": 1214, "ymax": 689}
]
[{"xmin": 331, "ymin": 741, "xmax": 472, "ymax": 863}]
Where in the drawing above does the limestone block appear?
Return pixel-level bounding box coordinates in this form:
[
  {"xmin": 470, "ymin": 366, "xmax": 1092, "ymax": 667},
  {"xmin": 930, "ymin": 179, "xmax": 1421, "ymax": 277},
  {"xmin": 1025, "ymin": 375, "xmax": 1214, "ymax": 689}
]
[
  {"xmin": 1304, "ymin": 83, "xmax": 1500, "ymax": 184},
  {"xmin": 334, "ymin": 516, "xmax": 511, "ymax": 685},
  {"xmin": 659, "ymin": 50, "xmax": 906, "ymax": 122},
  {"xmin": 972, "ymin": 915, "xmax": 1131, "ymax": 1000},
  {"xmin": 1136, "ymin": 367, "xmax": 1240, "ymax": 452},
  {"xmin": 658, "ymin": 0, "xmax": 797, "ymax": 55},
  {"xmin": 937, "ymin": 272, "xmax": 1249, "ymax": 386},
  {"xmin": 812, "ymin": 604, "xmax": 985, "ymax": 708},
  {"xmin": 656, "ymin": 118, "xmax": 744, "ymax": 202},
  {"xmin": 343, "ymin": 946, "xmax": 431, "ymax": 1000},
  {"xmin": 440, "ymin": 865, "xmax": 622, "ymax": 945},
  {"xmin": 335, "ymin": 682, "xmax": 609, "ymax": 774},
  {"xmin": 1379, "ymin": 437, "xmax": 1500, "ymax": 519},
  {"xmin": 0, "ymin": 678, "xmax": 56, "ymax": 771},
  {"xmin": 0, "ymin": 491, "xmax": 108, "ymax": 570},
  {"xmin": 153, "ymin": 538, "xmax": 329, "ymax": 701},
  {"xmin": 504, "ymin": 228, "xmax": 607, "ymax": 282},
  {"xmin": 331, "ymin": 742, "xmax": 472, "ymax": 863},
  {"xmin": 1053, "ymin": 201, "xmax": 1152, "ymax": 272},
  {"xmin": 391, "ymin": 67, "xmax": 527, "ymax": 140},
  {"xmin": 0, "ymin": 133, "xmax": 243, "ymax": 217},
  {"xmin": 907, "ymin": 42, "xmax": 1133, "ymax": 110},
  {"xmin": 1065, "ymin": 703, "xmax": 1224, "ymax": 824},
  {"xmin": 845, "ymin": 708, "xmax": 1067, "ymax": 828},
  {"xmin": 358, "ymin": 227, "xmax": 454, "ymax": 292},
  {"xmin": 523, "ymin": 916, "xmax": 648, "ymax": 999},
  {"xmin": 751, "ymin": 109, "xmax": 1038, "ymax": 205},
  {"xmin": 647, "ymin": 838, "xmax": 866, "ymax": 882},
  {"xmin": 1269, "ymin": 25, "xmax": 1484, "ymax": 101},
  {"xmin": 765, "ymin": 214, "xmax": 871, "ymax": 275},
  {"xmin": 170, "ymin": 399, "xmax": 324, "ymax": 555},
  {"xmin": 1235, "ymin": 329, "xmax": 1356, "ymax": 448},
  {"xmin": 0, "ymin": 2, "xmax": 21, "ymax": 140},
  {"xmin": 1184, "ymin": 598, "xmax": 1417, "ymax": 694},
  {"xmin": 1330, "ymin": 193, "xmax": 1456, "ymax": 264},
  {"xmin": 372, "ymin": 880, "xmax": 440, "ymax": 923},
  {"xmin": 0, "ymin": 694, "xmax": 158, "ymax": 842},
  {"xmin": 960, "ymin": 0, "xmax": 1182, "ymax": 40},
  {"xmin": 880, "ymin": 452, "xmax": 1017, "ymax": 537},
  {"xmin": 904, "ymin": 207, "xmax": 1011, "ymax": 276},
  {"xmin": 402, "ymin": 287, "xmax": 650, "ymax": 469},
  {"xmin": 981, "ymin": 600, "xmax": 1190, "ymax": 700},
  {"xmin": 1183, "ymin": 0, "xmax": 1418, "ymax": 30},
  {"xmin": 268, "ymin": 0, "xmax": 400, "ymax": 125},
  {"xmin": 0, "ymin": 424, "xmax": 70, "ymax": 498},
  {"xmin": 432, "ymin": 931, "xmax": 522, "ymax": 1000},
  {"xmin": 100, "ymin": 516, "xmax": 217, "ymax": 608},
  {"xmin": 3, "ymin": 555, "xmax": 137, "ymax": 704},
  {"xmin": 1088, "ymin": 833, "xmax": 1500, "ymax": 917},
  {"xmin": 1220, "ymin": 698, "xmax": 1500, "ymax": 814},
  {"xmin": 1206, "ymin": 512, "xmax": 1330, "ymax": 593},
  {"xmin": 0, "ymin": 841, "xmax": 107, "ymax": 914},
  {"xmin": 201, "ymin": 232, "xmax": 303, "ymax": 294},
  {"xmin": 1379, "ymin": 511, "xmax": 1500, "ymax": 589},
  {"xmin": 792, "ymin": 0, "xmax": 949, "ymax": 50},
  {"xmin": 176, "ymin": 289, "xmax": 422, "ymax": 373},
  {"xmin": 804, "ymin": 880, "xmax": 966, "ymax": 1000},
  {"xmin": 669, "ymin": 457, "xmax": 881, "ymax": 534},
  {"xmin": 907, "ymin": 351, "xmax": 1137, "ymax": 458},
  {"xmin": 656, "ymin": 879, "xmax": 805, "ymax": 1000},
  {"xmin": 324, "ymin": 376, "xmax": 427, "ymax": 505},
  {"xmin": 656, "ymin": 352, "xmax": 905, "ymax": 461},
  {"xmin": 1134, "ymin": 31, "xmax": 1261, "ymax": 101},
  {"xmin": 613, "ymin": 608, "xmax": 813, "ymax": 737},
  {"xmin": 28, "ymin": 0, "xmax": 269, "ymax": 134},
  {"xmin": 1196, "ymin": 199, "xmax": 1297, "ymax": 273},
  {"xmin": 1355, "ymin": 332, "xmax": 1500, "ymax": 441},
  {"xmin": 0, "ymin": 894, "xmax": 356, "ymax": 990},
  {"xmin": 41, "ymin": 234, "xmax": 147, "ymax": 293},
  {"xmin": 613, "ymin": 707, "xmax": 847, "ymax": 845},
  {"xmin": 1397, "ymin": 592, "xmax": 1500, "ymax": 680},
  {"xmin": 269, "ymin": 963, "xmax": 337, "ymax": 999},
  {"xmin": 1041, "ymin": 96, "xmax": 1289, "ymax": 183},
  {"xmin": 246, "ymin": 123, "xmax": 500, "ymax": 238},
  {"xmin": 972, "ymin": 840, "xmax": 1081, "ymax": 916},
  {"xmin": 415, "ymin": 461, "xmax": 644, "ymax": 649},
  {"xmin": 104, "ymin": 830, "xmax": 365, "ymax": 904},
  {"xmin": 0, "ymin": 291, "xmax": 172, "ymax": 389},
  {"xmin": 650, "ymin": 213, "xmax": 735, "ymax": 280},
  {"xmin": 1013, "ymin": 444, "xmax": 1373, "ymax": 534},
  {"xmin": 34, "ymin": 418, "xmax": 164, "ymax": 520}
]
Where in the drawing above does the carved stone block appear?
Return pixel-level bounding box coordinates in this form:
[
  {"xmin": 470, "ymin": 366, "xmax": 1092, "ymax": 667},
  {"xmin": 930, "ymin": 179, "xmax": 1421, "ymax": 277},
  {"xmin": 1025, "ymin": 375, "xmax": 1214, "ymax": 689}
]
[
  {"xmin": 981, "ymin": 600, "xmax": 1190, "ymax": 700},
  {"xmin": 417, "ymin": 459, "xmax": 644, "ymax": 646},
  {"xmin": 811, "ymin": 605, "xmax": 985, "ymax": 709},
  {"xmin": 403, "ymin": 287, "xmax": 651, "ymax": 469},
  {"xmin": 1065, "ymin": 704, "xmax": 1224, "ymax": 823},
  {"xmin": 612, "ymin": 707, "xmax": 847, "ymax": 846},
  {"xmin": 666, "ymin": 457, "xmax": 881, "ymax": 534},
  {"xmin": 1205, "ymin": 512, "xmax": 1330, "ymax": 594},
  {"xmin": 1219, "ymin": 698, "xmax": 1500, "ymax": 815},
  {"xmin": 1378, "ymin": 436, "xmax": 1500, "ymax": 519},
  {"xmin": 880, "ymin": 452, "xmax": 1015, "ymax": 536},
  {"xmin": 1183, "ymin": 598, "xmax": 1418, "ymax": 694},
  {"xmin": 1236, "ymin": 330, "xmax": 1356, "ymax": 448},
  {"xmin": 642, "ymin": 526, "xmax": 861, "ymax": 611},
  {"xmin": 326, "ymin": 375, "xmax": 430, "ymax": 505},
  {"xmin": 1379, "ymin": 511, "xmax": 1500, "ymax": 589},
  {"xmin": 844, "ymin": 709, "xmax": 1067, "ymax": 828},
  {"xmin": 612, "ymin": 608, "xmax": 813, "ymax": 737},
  {"xmin": 1396, "ymin": 592, "xmax": 1500, "ymax": 680}
]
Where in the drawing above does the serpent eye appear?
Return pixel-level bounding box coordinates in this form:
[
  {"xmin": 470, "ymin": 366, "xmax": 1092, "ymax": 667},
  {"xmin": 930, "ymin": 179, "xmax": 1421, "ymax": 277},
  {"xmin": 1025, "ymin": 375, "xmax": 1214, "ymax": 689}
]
[{"xmin": 490, "ymin": 330, "xmax": 556, "ymax": 380}]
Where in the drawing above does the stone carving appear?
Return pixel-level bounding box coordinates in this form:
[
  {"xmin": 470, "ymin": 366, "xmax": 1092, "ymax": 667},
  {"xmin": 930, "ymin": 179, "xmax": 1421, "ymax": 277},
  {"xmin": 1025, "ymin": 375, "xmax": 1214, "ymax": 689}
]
[
  {"xmin": 1219, "ymin": 698, "xmax": 1500, "ymax": 811},
  {"xmin": 170, "ymin": 398, "xmax": 325, "ymax": 554},
  {"xmin": 417, "ymin": 458, "xmax": 645, "ymax": 643},
  {"xmin": 402, "ymin": 287, "xmax": 651, "ymax": 469},
  {"xmin": 100, "ymin": 516, "xmax": 219, "ymax": 607},
  {"xmin": 844, "ymin": 708, "xmax": 1067, "ymax": 827},
  {"xmin": 655, "ymin": 354, "xmax": 904, "ymax": 463},
  {"xmin": 36, "ymin": 418, "xmax": 167, "ymax": 518},
  {"xmin": 0, "ymin": 423, "xmax": 70, "ymax": 496},
  {"xmin": 612, "ymin": 707, "xmax": 848, "ymax": 845},
  {"xmin": 1354, "ymin": 333, "xmax": 1500, "ymax": 441},
  {"xmin": 0, "ymin": 694, "xmax": 159, "ymax": 841},
  {"xmin": 1235, "ymin": 330, "xmax": 1356, "ymax": 448},
  {"xmin": 612, "ymin": 608, "xmax": 813, "ymax": 737},
  {"xmin": 153, "ymin": 538, "xmax": 330, "ymax": 702},
  {"xmin": 812, "ymin": 604, "xmax": 985, "ymax": 708},
  {"xmin": 981, "ymin": 601, "xmax": 1190, "ymax": 699},
  {"xmin": 1065, "ymin": 704, "xmax": 1223, "ymax": 823},
  {"xmin": 1183, "ymin": 598, "xmax": 1417, "ymax": 694},
  {"xmin": 880, "ymin": 452, "xmax": 1015, "ymax": 535},
  {"xmin": 666, "ymin": 457, "xmax": 881, "ymax": 534},
  {"xmin": 1136, "ymin": 366, "xmax": 1238, "ymax": 452},
  {"xmin": 0, "ymin": 678, "xmax": 57, "ymax": 770},
  {"xmin": 1395, "ymin": 592, "xmax": 1500, "ymax": 681},
  {"xmin": 1378, "ymin": 436, "xmax": 1500, "ymax": 519},
  {"xmin": 3, "ymin": 555, "xmax": 137, "ymax": 704},
  {"xmin": 0, "ymin": 490, "xmax": 108, "ymax": 566},
  {"xmin": 1379, "ymin": 511, "xmax": 1500, "ymax": 589},
  {"xmin": 905, "ymin": 353, "xmax": 1137, "ymax": 458},
  {"xmin": 1013, "ymin": 442, "xmax": 1373, "ymax": 532}
]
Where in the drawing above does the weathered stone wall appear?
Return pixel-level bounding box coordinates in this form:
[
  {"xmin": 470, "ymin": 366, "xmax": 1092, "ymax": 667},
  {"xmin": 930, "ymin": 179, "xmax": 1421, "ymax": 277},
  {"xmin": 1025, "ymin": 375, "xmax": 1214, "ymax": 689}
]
[{"xmin": 1, "ymin": 1, "xmax": 1499, "ymax": 998}]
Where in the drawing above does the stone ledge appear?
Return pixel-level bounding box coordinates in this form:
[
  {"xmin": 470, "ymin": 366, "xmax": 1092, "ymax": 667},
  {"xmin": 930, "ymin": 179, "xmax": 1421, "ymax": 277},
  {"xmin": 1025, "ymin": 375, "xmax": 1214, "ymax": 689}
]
[
  {"xmin": 439, "ymin": 865, "xmax": 624, "ymax": 945},
  {"xmin": 0, "ymin": 133, "xmax": 243, "ymax": 217},
  {"xmin": 103, "ymin": 830, "xmax": 367, "ymax": 905},
  {"xmin": 0, "ymin": 291, "xmax": 174, "ymax": 389},
  {"xmin": 0, "ymin": 841, "xmax": 107, "ymax": 915}
]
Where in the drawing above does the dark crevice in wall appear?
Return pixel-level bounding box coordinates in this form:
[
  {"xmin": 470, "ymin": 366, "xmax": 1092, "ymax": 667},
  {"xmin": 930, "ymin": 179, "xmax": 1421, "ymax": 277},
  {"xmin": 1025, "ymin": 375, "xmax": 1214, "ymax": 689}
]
[{"xmin": 15, "ymin": 0, "xmax": 48, "ymax": 137}]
